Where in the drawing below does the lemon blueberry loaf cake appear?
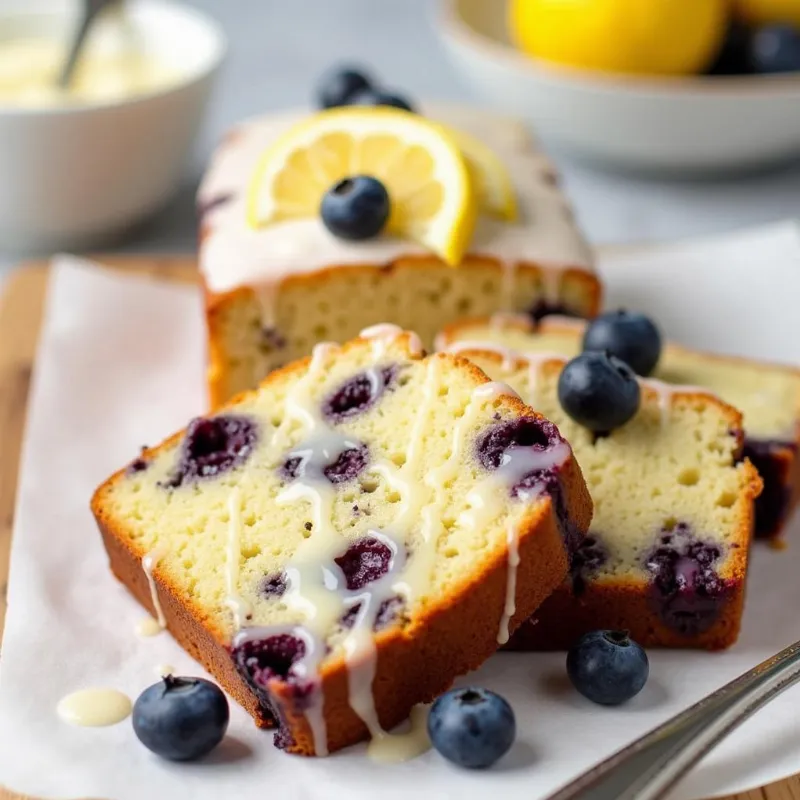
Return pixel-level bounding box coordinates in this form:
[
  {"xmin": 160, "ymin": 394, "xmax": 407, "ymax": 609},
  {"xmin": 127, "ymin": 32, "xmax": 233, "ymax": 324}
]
[
  {"xmin": 437, "ymin": 339, "xmax": 761, "ymax": 650},
  {"xmin": 198, "ymin": 104, "xmax": 600, "ymax": 406},
  {"xmin": 438, "ymin": 312, "xmax": 800, "ymax": 541},
  {"xmin": 91, "ymin": 326, "xmax": 592, "ymax": 755}
]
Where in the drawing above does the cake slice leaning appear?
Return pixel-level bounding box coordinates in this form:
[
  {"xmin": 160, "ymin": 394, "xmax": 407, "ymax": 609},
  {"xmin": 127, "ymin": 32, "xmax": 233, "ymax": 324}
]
[
  {"xmin": 436, "ymin": 340, "xmax": 762, "ymax": 650},
  {"xmin": 437, "ymin": 314, "xmax": 800, "ymax": 541},
  {"xmin": 91, "ymin": 326, "xmax": 592, "ymax": 756}
]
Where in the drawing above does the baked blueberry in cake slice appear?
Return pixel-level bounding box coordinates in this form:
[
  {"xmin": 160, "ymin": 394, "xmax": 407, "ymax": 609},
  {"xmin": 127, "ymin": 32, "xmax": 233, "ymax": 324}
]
[
  {"xmin": 439, "ymin": 339, "xmax": 761, "ymax": 650},
  {"xmin": 438, "ymin": 313, "xmax": 800, "ymax": 541},
  {"xmin": 91, "ymin": 326, "xmax": 591, "ymax": 756}
]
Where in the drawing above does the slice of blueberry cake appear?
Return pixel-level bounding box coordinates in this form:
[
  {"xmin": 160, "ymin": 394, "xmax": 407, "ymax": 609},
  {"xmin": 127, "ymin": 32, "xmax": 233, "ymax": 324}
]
[
  {"xmin": 439, "ymin": 341, "xmax": 761, "ymax": 650},
  {"xmin": 437, "ymin": 313, "xmax": 800, "ymax": 541},
  {"xmin": 91, "ymin": 326, "xmax": 591, "ymax": 756}
]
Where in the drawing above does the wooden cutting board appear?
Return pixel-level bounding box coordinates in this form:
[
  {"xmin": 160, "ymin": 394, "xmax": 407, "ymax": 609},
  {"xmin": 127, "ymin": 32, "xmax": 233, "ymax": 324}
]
[{"xmin": 0, "ymin": 256, "xmax": 795, "ymax": 800}]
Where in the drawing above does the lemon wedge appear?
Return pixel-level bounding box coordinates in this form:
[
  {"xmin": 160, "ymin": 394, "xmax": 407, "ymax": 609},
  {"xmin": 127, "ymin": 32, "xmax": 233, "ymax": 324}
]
[
  {"xmin": 447, "ymin": 127, "xmax": 518, "ymax": 222},
  {"xmin": 247, "ymin": 107, "xmax": 478, "ymax": 266}
]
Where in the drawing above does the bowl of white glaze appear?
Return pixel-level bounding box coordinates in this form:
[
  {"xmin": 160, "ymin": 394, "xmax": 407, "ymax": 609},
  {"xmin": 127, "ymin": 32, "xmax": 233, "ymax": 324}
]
[
  {"xmin": 0, "ymin": 0, "xmax": 225, "ymax": 253},
  {"xmin": 437, "ymin": 0, "xmax": 800, "ymax": 175}
]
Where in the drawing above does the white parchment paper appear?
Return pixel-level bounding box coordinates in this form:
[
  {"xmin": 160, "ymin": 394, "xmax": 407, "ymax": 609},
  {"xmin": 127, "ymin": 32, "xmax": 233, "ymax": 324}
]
[{"xmin": 1, "ymin": 225, "xmax": 800, "ymax": 800}]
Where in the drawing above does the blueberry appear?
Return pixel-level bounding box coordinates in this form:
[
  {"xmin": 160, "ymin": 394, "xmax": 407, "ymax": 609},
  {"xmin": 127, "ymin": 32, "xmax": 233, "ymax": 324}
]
[
  {"xmin": 566, "ymin": 630, "xmax": 649, "ymax": 706},
  {"xmin": 571, "ymin": 535, "xmax": 608, "ymax": 596},
  {"xmin": 317, "ymin": 65, "xmax": 373, "ymax": 108},
  {"xmin": 582, "ymin": 310, "xmax": 662, "ymax": 377},
  {"xmin": 321, "ymin": 176, "xmax": 390, "ymax": 241},
  {"xmin": 132, "ymin": 676, "xmax": 229, "ymax": 761},
  {"xmin": 322, "ymin": 365, "xmax": 397, "ymax": 421},
  {"xmin": 233, "ymin": 634, "xmax": 306, "ymax": 688},
  {"xmin": 259, "ymin": 572, "xmax": 287, "ymax": 598},
  {"xmin": 558, "ymin": 352, "xmax": 641, "ymax": 433},
  {"xmin": 428, "ymin": 687, "xmax": 516, "ymax": 769},
  {"xmin": 707, "ymin": 21, "xmax": 752, "ymax": 75},
  {"xmin": 475, "ymin": 417, "xmax": 556, "ymax": 471},
  {"xmin": 645, "ymin": 523, "xmax": 727, "ymax": 636},
  {"xmin": 335, "ymin": 536, "xmax": 393, "ymax": 590},
  {"xmin": 281, "ymin": 443, "xmax": 369, "ymax": 484},
  {"xmin": 750, "ymin": 24, "xmax": 800, "ymax": 73},
  {"xmin": 350, "ymin": 87, "xmax": 415, "ymax": 112},
  {"xmin": 164, "ymin": 415, "xmax": 258, "ymax": 488}
]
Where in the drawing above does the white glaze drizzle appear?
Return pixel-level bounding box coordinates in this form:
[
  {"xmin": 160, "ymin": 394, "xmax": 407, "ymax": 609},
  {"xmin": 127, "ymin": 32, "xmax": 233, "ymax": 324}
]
[
  {"xmin": 360, "ymin": 323, "xmax": 424, "ymax": 359},
  {"xmin": 234, "ymin": 337, "xmax": 565, "ymax": 757},
  {"xmin": 367, "ymin": 704, "xmax": 431, "ymax": 764},
  {"xmin": 497, "ymin": 519, "xmax": 521, "ymax": 646},
  {"xmin": 443, "ymin": 340, "xmax": 520, "ymax": 372},
  {"xmin": 490, "ymin": 311, "xmax": 536, "ymax": 332},
  {"xmin": 57, "ymin": 689, "xmax": 132, "ymax": 727},
  {"xmin": 197, "ymin": 106, "xmax": 594, "ymax": 295},
  {"xmin": 225, "ymin": 487, "xmax": 252, "ymax": 629},
  {"xmin": 154, "ymin": 663, "xmax": 176, "ymax": 677},
  {"xmin": 142, "ymin": 547, "xmax": 166, "ymax": 630},
  {"xmin": 448, "ymin": 383, "xmax": 571, "ymax": 643},
  {"xmin": 639, "ymin": 378, "xmax": 711, "ymax": 430},
  {"xmin": 525, "ymin": 351, "xmax": 569, "ymax": 403},
  {"xmin": 135, "ymin": 616, "xmax": 163, "ymax": 637},
  {"xmin": 539, "ymin": 315, "xmax": 587, "ymax": 332}
]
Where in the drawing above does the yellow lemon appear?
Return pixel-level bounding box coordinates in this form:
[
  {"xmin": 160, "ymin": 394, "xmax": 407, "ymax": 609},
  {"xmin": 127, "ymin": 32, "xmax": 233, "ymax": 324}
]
[
  {"xmin": 247, "ymin": 107, "xmax": 479, "ymax": 266},
  {"xmin": 734, "ymin": 0, "xmax": 800, "ymax": 26},
  {"xmin": 447, "ymin": 127, "xmax": 518, "ymax": 221},
  {"xmin": 509, "ymin": 0, "xmax": 730, "ymax": 76}
]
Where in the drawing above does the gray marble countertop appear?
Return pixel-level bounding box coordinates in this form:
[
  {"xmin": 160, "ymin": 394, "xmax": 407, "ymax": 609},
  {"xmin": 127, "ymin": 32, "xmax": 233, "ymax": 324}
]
[{"xmin": 5, "ymin": 0, "xmax": 800, "ymax": 266}]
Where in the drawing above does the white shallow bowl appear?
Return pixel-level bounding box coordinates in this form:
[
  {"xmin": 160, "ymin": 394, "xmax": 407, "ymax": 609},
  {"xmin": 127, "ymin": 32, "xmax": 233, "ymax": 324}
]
[
  {"xmin": 438, "ymin": 0, "xmax": 800, "ymax": 175},
  {"xmin": 0, "ymin": 0, "xmax": 225, "ymax": 253}
]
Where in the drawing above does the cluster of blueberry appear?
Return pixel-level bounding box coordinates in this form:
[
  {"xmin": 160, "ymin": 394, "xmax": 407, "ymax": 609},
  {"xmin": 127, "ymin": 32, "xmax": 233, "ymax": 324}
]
[
  {"xmin": 315, "ymin": 66, "xmax": 416, "ymax": 242},
  {"xmin": 710, "ymin": 19, "xmax": 800, "ymax": 74},
  {"xmin": 130, "ymin": 628, "xmax": 649, "ymax": 768},
  {"xmin": 557, "ymin": 310, "xmax": 662, "ymax": 434},
  {"xmin": 316, "ymin": 65, "xmax": 414, "ymax": 113}
]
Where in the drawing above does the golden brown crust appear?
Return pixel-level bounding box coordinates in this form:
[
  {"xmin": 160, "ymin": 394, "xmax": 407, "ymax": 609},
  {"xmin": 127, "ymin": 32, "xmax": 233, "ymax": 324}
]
[
  {"xmin": 203, "ymin": 257, "xmax": 601, "ymax": 409},
  {"xmin": 90, "ymin": 337, "xmax": 594, "ymax": 755},
  {"xmin": 506, "ymin": 573, "xmax": 747, "ymax": 651}
]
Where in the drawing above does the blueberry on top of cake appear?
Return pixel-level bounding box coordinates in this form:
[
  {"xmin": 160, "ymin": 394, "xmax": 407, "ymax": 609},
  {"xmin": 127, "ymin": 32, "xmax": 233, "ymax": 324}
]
[
  {"xmin": 439, "ymin": 331, "xmax": 762, "ymax": 650},
  {"xmin": 438, "ymin": 313, "xmax": 799, "ymax": 541}
]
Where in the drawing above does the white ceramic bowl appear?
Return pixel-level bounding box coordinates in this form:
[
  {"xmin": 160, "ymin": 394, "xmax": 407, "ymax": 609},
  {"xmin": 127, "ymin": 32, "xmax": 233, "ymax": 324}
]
[
  {"xmin": 438, "ymin": 0, "xmax": 800, "ymax": 174},
  {"xmin": 0, "ymin": 0, "xmax": 225, "ymax": 253}
]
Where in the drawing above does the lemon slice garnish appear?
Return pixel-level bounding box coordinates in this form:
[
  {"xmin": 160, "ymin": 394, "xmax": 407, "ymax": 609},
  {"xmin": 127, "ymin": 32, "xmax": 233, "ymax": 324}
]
[
  {"xmin": 447, "ymin": 127, "xmax": 518, "ymax": 222},
  {"xmin": 247, "ymin": 107, "xmax": 478, "ymax": 266}
]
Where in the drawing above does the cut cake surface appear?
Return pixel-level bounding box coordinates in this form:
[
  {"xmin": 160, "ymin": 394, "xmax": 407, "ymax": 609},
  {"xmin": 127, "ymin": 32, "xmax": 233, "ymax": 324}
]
[{"xmin": 91, "ymin": 326, "xmax": 592, "ymax": 755}]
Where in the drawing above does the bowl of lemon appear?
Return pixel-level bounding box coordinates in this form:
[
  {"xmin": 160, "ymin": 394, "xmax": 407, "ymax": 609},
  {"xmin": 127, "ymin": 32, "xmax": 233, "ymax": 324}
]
[{"xmin": 438, "ymin": 0, "xmax": 800, "ymax": 174}]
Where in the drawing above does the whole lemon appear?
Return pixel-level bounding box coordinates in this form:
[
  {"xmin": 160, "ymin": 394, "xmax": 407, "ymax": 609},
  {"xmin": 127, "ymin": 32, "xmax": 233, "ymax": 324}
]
[
  {"xmin": 509, "ymin": 0, "xmax": 730, "ymax": 76},
  {"xmin": 734, "ymin": 0, "xmax": 800, "ymax": 26}
]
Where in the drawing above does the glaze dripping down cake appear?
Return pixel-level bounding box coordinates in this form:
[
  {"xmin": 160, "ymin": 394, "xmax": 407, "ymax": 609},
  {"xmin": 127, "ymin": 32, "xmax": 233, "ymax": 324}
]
[
  {"xmin": 437, "ymin": 314, "xmax": 800, "ymax": 540},
  {"xmin": 198, "ymin": 105, "xmax": 601, "ymax": 406},
  {"xmin": 91, "ymin": 326, "xmax": 592, "ymax": 755},
  {"xmin": 437, "ymin": 339, "xmax": 761, "ymax": 650}
]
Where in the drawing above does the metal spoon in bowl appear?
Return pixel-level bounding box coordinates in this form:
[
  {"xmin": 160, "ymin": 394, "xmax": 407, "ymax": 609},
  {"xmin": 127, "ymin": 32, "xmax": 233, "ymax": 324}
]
[
  {"xmin": 544, "ymin": 638, "xmax": 800, "ymax": 800},
  {"xmin": 58, "ymin": 0, "xmax": 123, "ymax": 89}
]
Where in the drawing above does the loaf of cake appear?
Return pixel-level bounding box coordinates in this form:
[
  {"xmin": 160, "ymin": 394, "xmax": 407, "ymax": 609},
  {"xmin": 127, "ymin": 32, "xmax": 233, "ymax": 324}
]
[
  {"xmin": 198, "ymin": 105, "xmax": 600, "ymax": 407},
  {"xmin": 436, "ymin": 339, "xmax": 761, "ymax": 650},
  {"xmin": 438, "ymin": 314, "xmax": 799, "ymax": 541},
  {"xmin": 91, "ymin": 326, "xmax": 592, "ymax": 755}
]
